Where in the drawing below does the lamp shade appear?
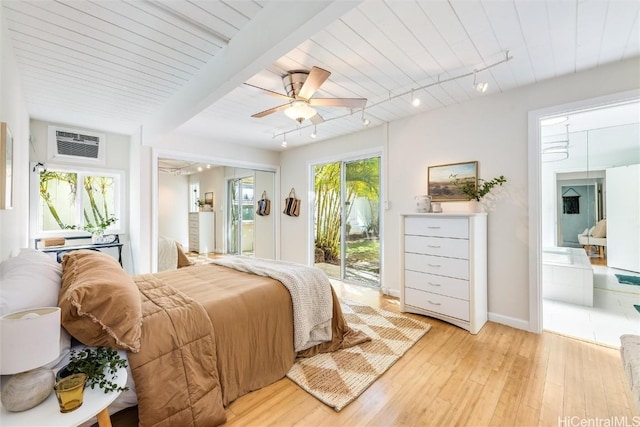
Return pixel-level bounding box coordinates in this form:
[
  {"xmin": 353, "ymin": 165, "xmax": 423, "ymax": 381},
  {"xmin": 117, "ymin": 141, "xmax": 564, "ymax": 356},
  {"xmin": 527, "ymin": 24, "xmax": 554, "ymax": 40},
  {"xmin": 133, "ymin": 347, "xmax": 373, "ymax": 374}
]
[{"xmin": 0, "ymin": 307, "xmax": 61, "ymax": 375}]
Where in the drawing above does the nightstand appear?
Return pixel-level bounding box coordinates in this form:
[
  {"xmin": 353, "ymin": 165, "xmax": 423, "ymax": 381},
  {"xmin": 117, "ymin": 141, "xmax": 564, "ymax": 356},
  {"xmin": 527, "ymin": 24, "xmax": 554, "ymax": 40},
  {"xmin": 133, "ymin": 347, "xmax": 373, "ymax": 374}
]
[{"xmin": 0, "ymin": 365, "xmax": 127, "ymax": 427}]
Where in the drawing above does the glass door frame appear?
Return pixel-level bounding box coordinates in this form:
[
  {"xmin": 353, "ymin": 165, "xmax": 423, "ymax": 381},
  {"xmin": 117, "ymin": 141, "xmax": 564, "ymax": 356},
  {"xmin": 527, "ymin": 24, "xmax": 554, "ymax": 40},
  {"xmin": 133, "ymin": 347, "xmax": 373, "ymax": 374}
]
[
  {"xmin": 227, "ymin": 175, "xmax": 255, "ymax": 256},
  {"xmin": 308, "ymin": 148, "xmax": 384, "ymax": 288}
]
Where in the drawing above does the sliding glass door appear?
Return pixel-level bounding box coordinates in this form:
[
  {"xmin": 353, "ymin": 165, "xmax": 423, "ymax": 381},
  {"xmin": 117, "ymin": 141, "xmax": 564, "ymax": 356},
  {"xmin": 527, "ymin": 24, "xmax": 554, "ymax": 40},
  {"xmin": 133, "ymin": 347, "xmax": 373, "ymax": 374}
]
[
  {"xmin": 313, "ymin": 156, "xmax": 381, "ymax": 287},
  {"xmin": 227, "ymin": 176, "xmax": 254, "ymax": 255}
]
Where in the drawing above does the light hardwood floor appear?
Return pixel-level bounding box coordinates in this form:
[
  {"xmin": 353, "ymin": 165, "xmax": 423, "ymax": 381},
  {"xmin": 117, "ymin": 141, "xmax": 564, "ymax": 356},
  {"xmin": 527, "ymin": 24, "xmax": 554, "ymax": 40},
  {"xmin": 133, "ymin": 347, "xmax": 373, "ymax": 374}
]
[{"xmin": 223, "ymin": 281, "xmax": 637, "ymax": 427}]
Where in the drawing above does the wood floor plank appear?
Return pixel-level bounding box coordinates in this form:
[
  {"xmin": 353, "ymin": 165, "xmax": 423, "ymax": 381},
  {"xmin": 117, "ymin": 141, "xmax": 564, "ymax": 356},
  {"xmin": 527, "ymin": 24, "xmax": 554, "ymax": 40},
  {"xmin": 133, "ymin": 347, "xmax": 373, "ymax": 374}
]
[{"xmin": 219, "ymin": 283, "xmax": 637, "ymax": 427}]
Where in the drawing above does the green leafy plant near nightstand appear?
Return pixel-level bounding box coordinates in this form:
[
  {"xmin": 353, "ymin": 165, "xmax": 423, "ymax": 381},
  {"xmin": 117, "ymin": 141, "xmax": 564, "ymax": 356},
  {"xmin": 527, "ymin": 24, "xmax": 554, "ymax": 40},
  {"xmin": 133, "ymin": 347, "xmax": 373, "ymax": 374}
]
[
  {"xmin": 59, "ymin": 347, "xmax": 128, "ymax": 393},
  {"xmin": 451, "ymin": 174, "xmax": 507, "ymax": 201}
]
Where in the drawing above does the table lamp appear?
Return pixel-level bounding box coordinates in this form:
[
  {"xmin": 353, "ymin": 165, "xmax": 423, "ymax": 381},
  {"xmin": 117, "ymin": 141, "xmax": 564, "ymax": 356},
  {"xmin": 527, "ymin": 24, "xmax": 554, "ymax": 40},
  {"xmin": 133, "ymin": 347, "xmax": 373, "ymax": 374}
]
[{"xmin": 1, "ymin": 307, "xmax": 61, "ymax": 412}]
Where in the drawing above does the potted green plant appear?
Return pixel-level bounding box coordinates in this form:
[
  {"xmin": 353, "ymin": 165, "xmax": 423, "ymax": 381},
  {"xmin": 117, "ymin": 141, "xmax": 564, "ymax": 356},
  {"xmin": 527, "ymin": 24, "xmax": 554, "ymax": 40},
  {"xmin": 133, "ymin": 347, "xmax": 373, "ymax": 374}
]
[
  {"xmin": 451, "ymin": 174, "xmax": 507, "ymax": 212},
  {"xmin": 195, "ymin": 199, "xmax": 206, "ymax": 211},
  {"xmin": 83, "ymin": 215, "xmax": 118, "ymax": 243},
  {"xmin": 56, "ymin": 347, "xmax": 128, "ymax": 393},
  {"xmin": 451, "ymin": 175, "xmax": 507, "ymax": 201}
]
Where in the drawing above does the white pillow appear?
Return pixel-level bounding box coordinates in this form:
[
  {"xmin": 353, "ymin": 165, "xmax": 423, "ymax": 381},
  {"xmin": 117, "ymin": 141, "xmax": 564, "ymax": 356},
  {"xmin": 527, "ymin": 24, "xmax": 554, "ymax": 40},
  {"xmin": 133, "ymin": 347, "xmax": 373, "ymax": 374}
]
[
  {"xmin": 0, "ymin": 249, "xmax": 62, "ymax": 314},
  {"xmin": 0, "ymin": 248, "xmax": 70, "ymax": 363}
]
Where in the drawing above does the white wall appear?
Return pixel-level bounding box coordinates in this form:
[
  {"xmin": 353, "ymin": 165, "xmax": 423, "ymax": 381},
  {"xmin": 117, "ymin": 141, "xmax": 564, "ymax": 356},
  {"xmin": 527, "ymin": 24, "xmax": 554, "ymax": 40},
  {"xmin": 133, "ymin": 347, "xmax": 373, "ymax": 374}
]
[
  {"xmin": 0, "ymin": 8, "xmax": 31, "ymax": 260},
  {"xmin": 254, "ymin": 170, "xmax": 276, "ymax": 259},
  {"xmin": 279, "ymin": 57, "xmax": 640, "ymax": 329},
  {"xmin": 158, "ymin": 173, "xmax": 190, "ymax": 247}
]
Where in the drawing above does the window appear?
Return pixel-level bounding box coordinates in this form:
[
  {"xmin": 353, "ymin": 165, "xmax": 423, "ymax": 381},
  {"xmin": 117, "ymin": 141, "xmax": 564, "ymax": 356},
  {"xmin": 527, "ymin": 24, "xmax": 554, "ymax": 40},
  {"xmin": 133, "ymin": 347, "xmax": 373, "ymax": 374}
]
[{"xmin": 31, "ymin": 164, "xmax": 123, "ymax": 236}]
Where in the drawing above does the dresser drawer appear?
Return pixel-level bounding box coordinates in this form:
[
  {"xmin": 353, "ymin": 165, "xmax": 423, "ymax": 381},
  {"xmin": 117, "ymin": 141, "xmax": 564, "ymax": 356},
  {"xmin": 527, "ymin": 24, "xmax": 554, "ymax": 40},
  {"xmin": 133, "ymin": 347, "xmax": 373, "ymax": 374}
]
[
  {"xmin": 405, "ymin": 270, "xmax": 469, "ymax": 300},
  {"xmin": 405, "ymin": 253, "xmax": 469, "ymax": 280},
  {"xmin": 405, "ymin": 288, "xmax": 469, "ymax": 321},
  {"xmin": 405, "ymin": 217, "xmax": 468, "ymax": 239},
  {"xmin": 405, "ymin": 235, "xmax": 469, "ymax": 259}
]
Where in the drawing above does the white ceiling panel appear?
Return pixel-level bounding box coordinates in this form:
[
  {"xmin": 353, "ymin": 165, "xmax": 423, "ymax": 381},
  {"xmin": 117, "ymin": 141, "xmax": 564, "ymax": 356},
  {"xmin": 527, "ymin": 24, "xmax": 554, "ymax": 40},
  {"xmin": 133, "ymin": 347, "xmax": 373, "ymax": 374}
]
[{"xmin": 2, "ymin": 0, "xmax": 638, "ymax": 148}]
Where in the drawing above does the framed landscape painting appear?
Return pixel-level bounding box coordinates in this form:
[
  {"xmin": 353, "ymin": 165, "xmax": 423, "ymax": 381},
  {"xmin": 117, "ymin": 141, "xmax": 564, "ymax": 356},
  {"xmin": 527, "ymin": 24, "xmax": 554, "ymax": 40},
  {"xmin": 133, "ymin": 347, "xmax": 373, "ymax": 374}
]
[
  {"xmin": 0, "ymin": 122, "xmax": 13, "ymax": 209},
  {"xmin": 428, "ymin": 161, "xmax": 478, "ymax": 201}
]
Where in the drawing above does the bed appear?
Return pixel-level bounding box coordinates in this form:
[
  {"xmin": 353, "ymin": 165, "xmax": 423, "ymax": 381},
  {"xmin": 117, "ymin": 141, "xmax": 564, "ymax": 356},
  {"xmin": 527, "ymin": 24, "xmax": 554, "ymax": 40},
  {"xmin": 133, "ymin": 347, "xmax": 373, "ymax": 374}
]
[
  {"xmin": 0, "ymin": 248, "xmax": 368, "ymax": 426},
  {"xmin": 157, "ymin": 235, "xmax": 191, "ymax": 271}
]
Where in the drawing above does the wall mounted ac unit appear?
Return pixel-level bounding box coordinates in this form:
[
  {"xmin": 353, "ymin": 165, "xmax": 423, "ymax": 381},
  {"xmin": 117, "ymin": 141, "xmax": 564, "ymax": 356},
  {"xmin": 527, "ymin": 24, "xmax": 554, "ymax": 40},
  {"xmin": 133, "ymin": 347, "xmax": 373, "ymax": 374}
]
[{"xmin": 47, "ymin": 126, "xmax": 106, "ymax": 164}]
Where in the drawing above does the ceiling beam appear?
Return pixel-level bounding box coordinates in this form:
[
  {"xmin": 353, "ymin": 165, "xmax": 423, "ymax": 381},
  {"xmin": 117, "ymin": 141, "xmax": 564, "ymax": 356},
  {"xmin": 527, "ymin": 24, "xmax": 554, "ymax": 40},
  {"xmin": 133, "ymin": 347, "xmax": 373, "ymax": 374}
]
[{"xmin": 142, "ymin": 0, "xmax": 362, "ymax": 144}]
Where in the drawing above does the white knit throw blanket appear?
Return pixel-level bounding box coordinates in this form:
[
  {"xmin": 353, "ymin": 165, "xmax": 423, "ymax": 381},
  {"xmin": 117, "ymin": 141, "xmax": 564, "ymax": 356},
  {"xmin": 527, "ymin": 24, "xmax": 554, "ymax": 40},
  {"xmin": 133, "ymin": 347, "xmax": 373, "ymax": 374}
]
[{"xmin": 210, "ymin": 256, "xmax": 333, "ymax": 351}]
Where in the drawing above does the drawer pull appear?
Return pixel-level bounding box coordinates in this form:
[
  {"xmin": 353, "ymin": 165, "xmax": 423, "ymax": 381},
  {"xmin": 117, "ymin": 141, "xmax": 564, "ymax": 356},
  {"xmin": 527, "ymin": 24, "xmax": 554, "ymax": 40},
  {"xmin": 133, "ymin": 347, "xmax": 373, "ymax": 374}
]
[
  {"xmin": 427, "ymin": 245, "xmax": 441, "ymax": 248},
  {"xmin": 428, "ymin": 282, "xmax": 441, "ymax": 287},
  {"xmin": 427, "ymin": 226, "xmax": 441, "ymax": 229},
  {"xmin": 428, "ymin": 264, "xmax": 441, "ymax": 268},
  {"xmin": 427, "ymin": 300, "xmax": 441, "ymax": 306}
]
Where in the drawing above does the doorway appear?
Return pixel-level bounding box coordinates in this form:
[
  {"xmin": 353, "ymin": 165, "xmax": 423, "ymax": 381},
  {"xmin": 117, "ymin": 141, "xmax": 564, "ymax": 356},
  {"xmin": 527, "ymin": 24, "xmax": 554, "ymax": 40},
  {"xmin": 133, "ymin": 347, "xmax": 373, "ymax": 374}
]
[
  {"xmin": 313, "ymin": 156, "xmax": 381, "ymax": 287},
  {"xmin": 532, "ymin": 94, "xmax": 640, "ymax": 346},
  {"xmin": 227, "ymin": 176, "xmax": 254, "ymax": 256}
]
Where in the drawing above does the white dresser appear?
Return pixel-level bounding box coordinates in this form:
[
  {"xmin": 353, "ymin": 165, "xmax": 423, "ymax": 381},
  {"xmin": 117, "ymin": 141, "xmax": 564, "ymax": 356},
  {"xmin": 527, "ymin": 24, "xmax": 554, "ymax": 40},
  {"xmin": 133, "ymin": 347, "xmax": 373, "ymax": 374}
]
[
  {"xmin": 189, "ymin": 212, "xmax": 215, "ymax": 253},
  {"xmin": 400, "ymin": 213, "xmax": 488, "ymax": 334}
]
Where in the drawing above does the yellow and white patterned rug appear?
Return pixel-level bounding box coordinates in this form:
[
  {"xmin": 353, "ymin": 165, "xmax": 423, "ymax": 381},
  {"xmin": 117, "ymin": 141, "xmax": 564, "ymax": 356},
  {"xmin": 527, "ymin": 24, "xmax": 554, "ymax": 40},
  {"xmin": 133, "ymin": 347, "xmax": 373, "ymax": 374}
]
[{"xmin": 286, "ymin": 299, "xmax": 431, "ymax": 411}]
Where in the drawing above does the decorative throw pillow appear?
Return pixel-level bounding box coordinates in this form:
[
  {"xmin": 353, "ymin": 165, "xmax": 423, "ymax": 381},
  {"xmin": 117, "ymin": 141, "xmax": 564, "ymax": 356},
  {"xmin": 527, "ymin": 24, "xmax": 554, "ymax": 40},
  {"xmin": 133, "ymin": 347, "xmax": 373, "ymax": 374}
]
[
  {"xmin": 592, "ymin": 219, "xmax": 607, "ymax": 238},
  {"xmin": 59, "ymin": 250, "xmax": 142, "ymax": 352}
]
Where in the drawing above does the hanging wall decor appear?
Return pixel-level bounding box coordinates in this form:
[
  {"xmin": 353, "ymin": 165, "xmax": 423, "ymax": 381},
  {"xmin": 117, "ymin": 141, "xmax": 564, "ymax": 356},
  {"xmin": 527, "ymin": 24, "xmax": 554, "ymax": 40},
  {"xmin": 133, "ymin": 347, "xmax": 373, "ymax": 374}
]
[
  {"xmin": 256, "ymin": 191, "xmax": 271, "ymax": 216},
  {"xmin": 283, "ymin": 188, "xmax": 301, "ymax": 217},
  {"xmin": 562, "ymin": 188, "xmax": 581, "ymax": 214}
]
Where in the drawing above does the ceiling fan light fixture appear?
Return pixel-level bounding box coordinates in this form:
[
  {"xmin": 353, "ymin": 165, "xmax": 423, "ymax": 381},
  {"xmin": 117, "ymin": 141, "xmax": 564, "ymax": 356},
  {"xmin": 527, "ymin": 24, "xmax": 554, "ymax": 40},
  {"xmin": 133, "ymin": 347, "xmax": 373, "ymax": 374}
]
[{"xmin": 284, "ymin": 100, "xmax": 316, "ymax": 123}]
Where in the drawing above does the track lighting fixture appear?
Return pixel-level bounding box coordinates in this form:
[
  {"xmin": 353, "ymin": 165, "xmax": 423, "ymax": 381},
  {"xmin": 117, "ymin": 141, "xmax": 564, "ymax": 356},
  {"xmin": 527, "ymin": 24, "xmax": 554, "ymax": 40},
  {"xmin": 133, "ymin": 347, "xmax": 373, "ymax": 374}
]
[
  {"xmin": 271, "ymin": 51, "xmax": 512, "ymax": 143},
  {"xmin": 310, "ymin": 125, "xmax": 317, "ymax": 139},
  {"xmin": 473, "ymin": 71, "xmax": 488, "ymax": 93},
  {"xmin": 411, "ymin": 90, "xmax": 421, "ymax": 107},
  {"xmin": 361, "ymin": 109, "xmax": 370, "ymax": 127},
  {"xmin": 281, "ymin": 133, "xmax": 287, "ymax": 148}
]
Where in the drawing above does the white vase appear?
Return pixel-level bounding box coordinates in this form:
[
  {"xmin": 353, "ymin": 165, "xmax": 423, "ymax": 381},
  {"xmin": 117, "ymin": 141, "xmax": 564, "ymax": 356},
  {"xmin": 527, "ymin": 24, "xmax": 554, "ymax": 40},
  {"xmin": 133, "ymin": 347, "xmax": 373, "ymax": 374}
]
[
  {"xmin": 468, "ymin": 200, "xmax": 484, "ymax": 213},
  {"xmin": 91, "ymin": 231, "xmax": 104, "ymax": 244}
]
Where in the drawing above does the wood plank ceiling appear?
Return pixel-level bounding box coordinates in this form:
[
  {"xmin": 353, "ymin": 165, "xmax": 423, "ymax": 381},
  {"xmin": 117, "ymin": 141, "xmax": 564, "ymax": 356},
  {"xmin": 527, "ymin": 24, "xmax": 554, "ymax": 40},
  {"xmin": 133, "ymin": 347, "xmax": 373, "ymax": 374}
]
[{"xmin": 2, "ymin": 0, "xmax": 639, "ymax": 151}]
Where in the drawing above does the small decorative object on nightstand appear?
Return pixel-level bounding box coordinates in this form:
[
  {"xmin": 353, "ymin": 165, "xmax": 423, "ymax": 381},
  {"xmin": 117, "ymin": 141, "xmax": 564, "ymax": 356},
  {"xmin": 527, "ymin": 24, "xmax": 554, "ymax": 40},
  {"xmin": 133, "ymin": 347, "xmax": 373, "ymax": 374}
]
[
  {"xmin": 0, "ymin": 307, "xmax": 61, "ymax": 412},
  {"xmin": 0, "ymin": 347, "xmax": 128, "ymax": 427},
  {"xmin": 54, "ymin": 373, "xmax": 87, "ymax": 413}
]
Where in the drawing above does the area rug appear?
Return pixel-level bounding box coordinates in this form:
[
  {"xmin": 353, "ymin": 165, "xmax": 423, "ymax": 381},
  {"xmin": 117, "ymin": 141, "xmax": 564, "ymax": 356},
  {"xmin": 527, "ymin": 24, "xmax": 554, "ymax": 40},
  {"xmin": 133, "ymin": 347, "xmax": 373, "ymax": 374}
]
[
  {"xmin": 616, "ymin": 274, "xmax": 640, "ymax": 286},
  {"xmin": 286, "ymin": 299, "xmax": 431, "ymax": 411}
]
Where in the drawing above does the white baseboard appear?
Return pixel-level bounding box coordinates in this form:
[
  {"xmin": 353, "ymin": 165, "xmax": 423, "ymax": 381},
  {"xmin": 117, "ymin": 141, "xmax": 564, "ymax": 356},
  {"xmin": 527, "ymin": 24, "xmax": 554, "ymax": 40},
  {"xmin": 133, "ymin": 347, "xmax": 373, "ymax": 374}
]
[
  {"xmin": 382, "ymin": 288, "xmax": 400, "ymax": 298},
  {"xmin": 488, "ymin": 312, "xmax": 531, "ymax": 332}
]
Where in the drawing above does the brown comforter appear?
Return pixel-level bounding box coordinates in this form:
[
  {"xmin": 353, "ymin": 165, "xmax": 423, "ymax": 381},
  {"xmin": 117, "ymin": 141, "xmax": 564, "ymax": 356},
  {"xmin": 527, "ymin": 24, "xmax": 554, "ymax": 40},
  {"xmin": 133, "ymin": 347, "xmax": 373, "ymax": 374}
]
[{"xmin": 129, "ymin": 263, "xmax": 369, "ymax": 427}]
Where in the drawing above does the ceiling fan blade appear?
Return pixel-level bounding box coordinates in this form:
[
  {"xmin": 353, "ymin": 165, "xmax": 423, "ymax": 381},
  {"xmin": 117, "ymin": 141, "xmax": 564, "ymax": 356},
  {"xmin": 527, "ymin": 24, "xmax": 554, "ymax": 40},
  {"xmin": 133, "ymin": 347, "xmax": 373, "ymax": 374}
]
[
  {"xmin": 310, "ymin": 113, "xmax": 324, "ymax": 125},
  {"xmin": 244, "ymin": 83, "xmax": 292, "ymax": 100},
  {"xmin": 251, "ymin": 103, "xmax": 291, "ymax": 118},
  {"xmin": 298, "ymin": 66, "xmax": 331, "ymax": 100},
  {"xmin": 309, "ymin": 98, "xmax": 367, "ymax": 109}
]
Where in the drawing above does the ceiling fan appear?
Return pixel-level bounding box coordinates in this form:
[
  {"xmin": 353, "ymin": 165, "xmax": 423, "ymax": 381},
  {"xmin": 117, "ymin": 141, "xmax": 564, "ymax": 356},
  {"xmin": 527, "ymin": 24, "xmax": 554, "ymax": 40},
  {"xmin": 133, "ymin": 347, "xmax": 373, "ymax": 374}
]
[{"xmin": 245, "ymin": 66, "xmax": 367, "ymax": 124}]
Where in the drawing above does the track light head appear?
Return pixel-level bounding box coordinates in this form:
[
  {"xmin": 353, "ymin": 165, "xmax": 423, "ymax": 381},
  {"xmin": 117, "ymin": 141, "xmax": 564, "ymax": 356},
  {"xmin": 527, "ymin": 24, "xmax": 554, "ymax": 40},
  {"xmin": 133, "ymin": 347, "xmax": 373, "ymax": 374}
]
[
  {"xmin": 310, "ymin": 125, "xmax": 317, "ymax": 139},
  {"xmin": 475, "ymin": 82, "xmax": 488, "ymax": 93},
  {"xmin": 473, "ymin": 71, "xmax": 488, "ymax": 93},
  {"xmin": 411, "ymin": 90, "xmax": 421, "ymax": 107}
]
